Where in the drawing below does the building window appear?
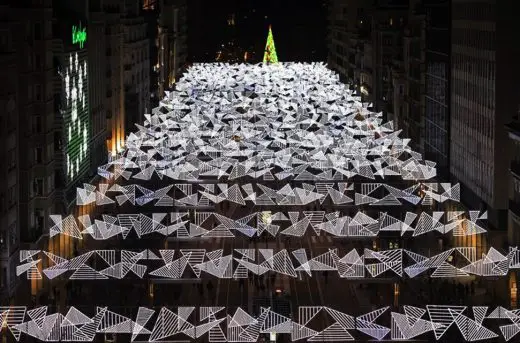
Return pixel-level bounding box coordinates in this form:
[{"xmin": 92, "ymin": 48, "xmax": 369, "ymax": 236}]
[
  {"xmin": 8, "ymin": 185, "xmax": 16, "ymax": 206},
  {"xmin": 33, "ymin": 115, "xmax": 42, "ymax": 133},
  {"xmin": 0, "ymin": 267, "xmax": 6, "ymax": 288},
  {"xmin": 35, "ymin": 147, "xmax": 43, "ymax": 164},
  {"xmin": 34, "ymin": 22, "xmax": 42, "ymax": 40},
  {"xmin": 9, "ymin": 222, "xmax": 16, "ymax": 246},
  {"xmin": 0, "ymin": 30, "xmax": 8, "ymax": 52},
  {"xmin": 8, "ymin": 149, "xmax": 16, "ymax": 170},
  {"xmin": 35, "ymin": 84, "xmax": 42, "ymax": 101},
  {"xmin": 34, "ymin": 209, "xmax": 44, "ymax": 230},
  {"xmin": 47, "ymin": 175, "xmax": 53, "ymax": 193},
  {"xmin": 34, "ymin": 53, "xmax": 41, "ymax": 69},
  {"xmin": 33, "ymin": 178, "xmax": 44, "ymax": 196},
  {"xmin": 0, "ymin": 231, "xmax": 6, "ymax": 252}
]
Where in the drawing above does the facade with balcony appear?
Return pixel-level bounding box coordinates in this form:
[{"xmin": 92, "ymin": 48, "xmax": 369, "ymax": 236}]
[
  {"xmin": 450, "ymin": 0, "xmax": 517, "ymax": 229},
  {"xmin": 157, "ymin": 0, "xmax": 188, "ymax": 99},
  {"xmin": 423, "ymin": 0, "xmax": 451, "ymax": 178},
  {"xmin": 507, "ymin": 122, "xmax": 520, "ymax": 245},
  {"xmin": 0, "ymin": 6, "xmax": 20, "ymax": 301},
  {"xmin": 123, "ymin": 11, "xmax": 150, "ymax": 133},
  {"xmin": 9, "ymin": 0, "xmax": 57, "ymax": 249}
]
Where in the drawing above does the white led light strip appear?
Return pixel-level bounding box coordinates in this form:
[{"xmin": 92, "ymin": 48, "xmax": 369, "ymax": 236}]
[
  {"xmin": 48, "ymin": 209, "xmax": 486, "ymax": 240},
  {"xmin": 96, "ymin": 63, "xmax": 435, "ymax": 183},
  {"xmin": 75, "ymin": 181, "xmax": 462, "ymax": 207},
  {"xmin": 17, "ymin": 246, "xmax": 520, "ymax": 280},
  {"xmin": 2, "ymin": 305, "xmax": 519, "ymax": 342}
]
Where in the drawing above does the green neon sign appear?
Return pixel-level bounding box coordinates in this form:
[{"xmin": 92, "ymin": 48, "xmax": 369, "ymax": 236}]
[{"xmin": 72, "ymin": 24, "xmax": 87, "ymax": 48}]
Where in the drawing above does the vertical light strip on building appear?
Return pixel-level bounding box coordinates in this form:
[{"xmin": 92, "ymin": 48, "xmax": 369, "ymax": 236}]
[{"xmin": 64, "ymin": 25, "xmax": 90, "ymax": 183}]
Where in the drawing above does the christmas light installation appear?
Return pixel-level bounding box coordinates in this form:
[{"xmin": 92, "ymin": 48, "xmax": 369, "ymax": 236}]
[
  {"xmin": 60, "ymin": 62, "xmax": 487, "ymax": 243},
  {"xmin": 263, "ymin": 25, "xmax": 278, "ymax": 63},
  {"xmin": 3, "ymin": 304, "xmax": 519, "ymax": 342},
  {"xmin": 92, "ymin": 63, "xmax": 442, "ymax": 184},
  {"xmin": 26, "ymin": 63, "xmax": 506, "ymax": 343},
  {"xmin": 63, "ymin": 48, "xmax": 90, "ymax": 182},
  {"xmin": 72, "ymin": 23, "xmax": 87, "ymax": 49},
  {"xmin": 17, "ymin": 244, "xmax": 520, "ymax": 281},
  {"xmin": 58, "ymin": 205, "xmax": 485, "ymax": 239}
]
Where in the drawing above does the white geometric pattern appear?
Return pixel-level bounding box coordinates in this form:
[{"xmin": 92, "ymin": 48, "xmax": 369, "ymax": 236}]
[
  {"xmin": 91, "ymin": 63, "xmax": 439, "ymax": 185},
  {"xmin": 17, "ymin": 246, "xmax": 520, "ymax": 280},
  {"xmin": 1, "ymin": 305, "xmax": 516, "ymax": 342},
  {"xmin": 26, "ymin": 63, "xmax": 502, "ymax": 343},
  {"xmin": 75, "ymin": 181, "xmax": 463, "ymax": 207},
  {"xmin": 47, "ymin": 209, "xmax": 487, "ymax": 240}
]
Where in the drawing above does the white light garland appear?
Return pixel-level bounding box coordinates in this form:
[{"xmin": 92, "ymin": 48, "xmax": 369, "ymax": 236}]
[
  {"xmin": 63, "ymin": 52, "xmax": 90, "ymax": 182},
  {"xmin": 0, "ymin": 305, "xmax": 515, "ymax": 342},
  {"xmin": 16, "ymin": 246, "xmax": 520, "ymax": 281}
]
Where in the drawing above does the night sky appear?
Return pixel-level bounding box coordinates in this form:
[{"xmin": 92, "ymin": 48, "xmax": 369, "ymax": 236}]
[{"xmin": 188, "ymin": 0, "xmax": 328, "ymax": 63}]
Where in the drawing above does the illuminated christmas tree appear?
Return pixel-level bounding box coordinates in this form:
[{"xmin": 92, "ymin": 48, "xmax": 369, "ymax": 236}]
[{"xmin": 263, "ymin": 25, "xmax": 278, "ymax": 64}]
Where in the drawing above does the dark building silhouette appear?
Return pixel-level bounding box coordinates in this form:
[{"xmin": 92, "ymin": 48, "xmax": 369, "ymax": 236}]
[
  {"xmin": 450, "ymin": 0, "xmax": 519, "ymax": 229},
  {"xmin": 423, "ymin": 0, "xmax": 450, "ymax": 179},
  {"xmin": 0, "ymin": 3, "xmax": 20, "ymax": 301}
]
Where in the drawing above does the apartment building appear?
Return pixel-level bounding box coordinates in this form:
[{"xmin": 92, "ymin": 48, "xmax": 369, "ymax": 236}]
[
  {"xmin": 0, "ymin": 5, "xmax": 20, "ymax": 301},
  {"xmin": 450, "ymin": 0, "xmax": 518, "ymax": 229},
  {"xmin": 157, "ymin": 0, "xmax": 188, "ymax": 99},
  {"xmin": 122, "ymin": 0, "xmax": 151, "ymax": 132},
  {"xmin": 104, "ymin": 0, "xmax": 126, "ymax": 155},
  {"xmin": 10, "ymin": 0, "xmax": 57, "ymax": 247},
  {"xmin": 423, "ymin": 0, "xmax": 450, "ymax": 178}
]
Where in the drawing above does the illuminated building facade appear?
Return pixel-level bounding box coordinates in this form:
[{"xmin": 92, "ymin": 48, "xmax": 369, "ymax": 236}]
[{"xmin": 52, "ymin": 16, "xmax": 92, "ymax": 211}]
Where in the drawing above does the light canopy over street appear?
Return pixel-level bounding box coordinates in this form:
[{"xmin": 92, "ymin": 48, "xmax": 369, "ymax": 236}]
[{"xmin": 7, "ymin": 63, "xmax": 518, "ymax": 342}]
